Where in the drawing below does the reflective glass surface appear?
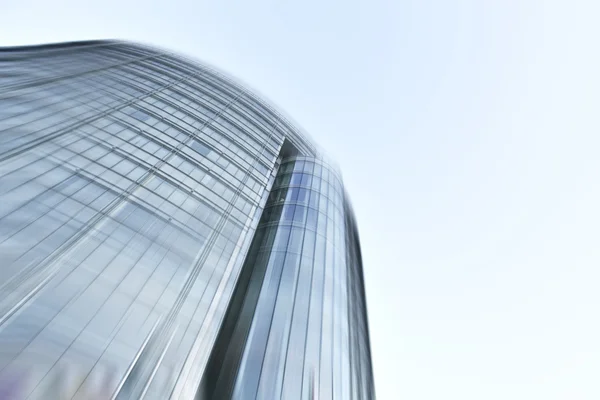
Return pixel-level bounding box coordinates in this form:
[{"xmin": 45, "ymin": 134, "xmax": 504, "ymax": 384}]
[
  {"xmin": 201, "ymin": 157, "xmax": 375, "ymax": 400},
  {"xmin": 0, "ymin": 41, "xmax": 374, "ymax": 400}
]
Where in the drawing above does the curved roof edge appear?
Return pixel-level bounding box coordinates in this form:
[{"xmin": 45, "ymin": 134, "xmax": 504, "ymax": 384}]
[
  {"xmin": 0, "ymin": 39, "xmax": 322, "ymax": 159},
  {"xmin": 133, "ymin": 40, "xmax": 321, "ymax": 158},
  {"xmin": 0, "ymin": 39, "xmax": 116, "ymax": 52}
]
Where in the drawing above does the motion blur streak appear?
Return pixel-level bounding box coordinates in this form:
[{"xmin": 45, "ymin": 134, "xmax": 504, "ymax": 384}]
[{"xmin": 0, "ymin": 41, "xmax": 375, "ymax": 399}]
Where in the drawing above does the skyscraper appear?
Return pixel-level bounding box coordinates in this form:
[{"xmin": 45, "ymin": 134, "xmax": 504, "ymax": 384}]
[{"xmin": 0, "ymin": 40, "xmax": 375, "ymax": 399}]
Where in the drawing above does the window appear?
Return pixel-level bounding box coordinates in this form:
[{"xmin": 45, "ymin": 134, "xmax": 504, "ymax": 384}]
[
  {"xmin": 131, "ymin": 110, "xmax": 150, "ymax": 121},
  {"xmin": 254, "ymin": 162, "xmax": 269, "ymax": 177},
  {"xmin": 191, "ymin": 140, "xmax": 212, "ymax": 157},
  {"xmin": 293, "ymin": 206, "xmax": 307, "ymax": 224},
  {"xmin": 283, "ymin": 205, "xmax": 295, "ymax": 222},
  {"xmin": 290, "ymin": 173, "xmax": 302, "ymax": 186}
]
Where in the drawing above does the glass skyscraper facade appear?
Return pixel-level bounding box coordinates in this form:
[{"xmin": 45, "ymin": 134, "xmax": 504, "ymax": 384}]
[{"xmin": 0, "ymin": 41, "xmax": 375, "ymax": 399}]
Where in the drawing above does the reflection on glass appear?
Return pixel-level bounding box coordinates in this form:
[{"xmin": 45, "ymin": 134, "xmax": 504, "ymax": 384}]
[{"xmin": 0, "ymin": 42, "xmax": 374, "ymax": 400}]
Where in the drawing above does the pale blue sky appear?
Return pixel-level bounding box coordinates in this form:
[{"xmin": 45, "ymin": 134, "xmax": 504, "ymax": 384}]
[{"xmin": 2, "ymin": 1, "xmax": 599, "ymax": 399}]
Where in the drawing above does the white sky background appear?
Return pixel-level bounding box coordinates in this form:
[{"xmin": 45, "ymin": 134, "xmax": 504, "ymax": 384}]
[{"xmin": 2, "ymin": 1, "xmax": 600, "ymax": 398}]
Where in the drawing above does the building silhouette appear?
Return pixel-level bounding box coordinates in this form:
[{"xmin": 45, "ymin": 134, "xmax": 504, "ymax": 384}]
[{"xmin": 0, "ymin": 41, "xmax": 375, "ymax": 400}]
